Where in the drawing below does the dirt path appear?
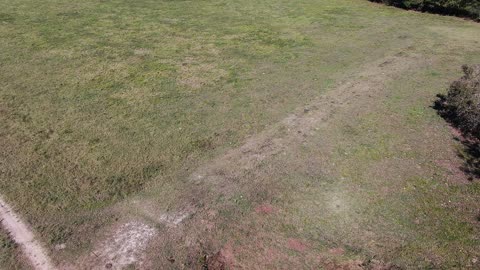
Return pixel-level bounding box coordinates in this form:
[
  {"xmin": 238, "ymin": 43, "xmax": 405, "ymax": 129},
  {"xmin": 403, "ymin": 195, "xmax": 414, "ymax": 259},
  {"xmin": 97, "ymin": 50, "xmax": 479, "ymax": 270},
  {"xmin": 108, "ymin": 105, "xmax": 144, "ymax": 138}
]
[{"xmin": 0, "ymin": 196, "xmax": 56, "ymax": 270}]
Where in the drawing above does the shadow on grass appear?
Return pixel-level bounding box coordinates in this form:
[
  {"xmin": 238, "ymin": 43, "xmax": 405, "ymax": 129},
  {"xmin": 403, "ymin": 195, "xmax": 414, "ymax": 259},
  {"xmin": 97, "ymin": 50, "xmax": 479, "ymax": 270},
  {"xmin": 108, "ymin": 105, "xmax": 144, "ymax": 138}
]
[
  {"xmin": 458, "ymin": 139, "xmax": 480, "ymax": 180},
  {"xmin": 434, "ymin": 94, "xmax": 480, "ymax": 180},
  {"xmin": 368, "ymin": 0, "xmax": 480, "ymax": 22}
]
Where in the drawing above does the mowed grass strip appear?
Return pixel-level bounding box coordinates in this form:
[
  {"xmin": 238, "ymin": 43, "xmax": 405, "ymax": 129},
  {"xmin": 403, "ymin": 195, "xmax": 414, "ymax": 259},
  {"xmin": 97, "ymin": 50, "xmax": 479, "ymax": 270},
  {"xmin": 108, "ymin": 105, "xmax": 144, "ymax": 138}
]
[{"xmin": 1, "ymin": 0, "xmax": 480, "ymax": 263}]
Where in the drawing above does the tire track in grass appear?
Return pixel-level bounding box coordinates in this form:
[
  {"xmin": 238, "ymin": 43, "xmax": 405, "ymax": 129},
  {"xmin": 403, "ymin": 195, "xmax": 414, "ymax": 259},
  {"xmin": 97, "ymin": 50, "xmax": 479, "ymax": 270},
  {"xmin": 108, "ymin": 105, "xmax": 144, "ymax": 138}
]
[
  {"xmin": 0, "ymin": 196, "xmax": 56, "ymax": 270},
  {"xmin": 188, "ymin": 51, "xmax": 426, "ymax": 195}
]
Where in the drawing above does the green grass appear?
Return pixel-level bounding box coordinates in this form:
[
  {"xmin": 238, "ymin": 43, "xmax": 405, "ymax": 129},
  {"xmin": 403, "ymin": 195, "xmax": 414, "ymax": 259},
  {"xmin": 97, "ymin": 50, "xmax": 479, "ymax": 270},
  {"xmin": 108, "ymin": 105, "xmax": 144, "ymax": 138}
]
[{"xmin": 0, "ymin": 0, "xmax": 480, "ymax": 267}]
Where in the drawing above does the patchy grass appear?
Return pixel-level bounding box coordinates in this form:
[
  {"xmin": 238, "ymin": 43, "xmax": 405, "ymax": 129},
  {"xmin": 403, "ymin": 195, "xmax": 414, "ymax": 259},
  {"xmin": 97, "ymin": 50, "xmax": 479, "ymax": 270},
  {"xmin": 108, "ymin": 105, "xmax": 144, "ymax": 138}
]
[{"xmin": 0, "ymin": 0, "xmax": 480, "ymax": 267}]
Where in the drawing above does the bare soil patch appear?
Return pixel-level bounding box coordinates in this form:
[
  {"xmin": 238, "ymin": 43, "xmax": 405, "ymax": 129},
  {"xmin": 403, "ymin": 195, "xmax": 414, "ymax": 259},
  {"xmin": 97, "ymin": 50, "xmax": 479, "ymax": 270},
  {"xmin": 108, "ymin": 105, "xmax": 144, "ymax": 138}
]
[{"xmin": 79, "ymin": 221, "xmax": 156, "ymax": 270}]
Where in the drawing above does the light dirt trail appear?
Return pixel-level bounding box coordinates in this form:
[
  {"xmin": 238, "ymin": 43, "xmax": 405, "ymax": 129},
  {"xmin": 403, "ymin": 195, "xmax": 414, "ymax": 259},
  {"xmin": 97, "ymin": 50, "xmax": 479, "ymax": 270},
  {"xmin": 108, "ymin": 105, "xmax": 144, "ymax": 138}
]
[
  {"xmin": 0, "ymin": 196, "xmax": 56, "ymax": 270},
  {"xmin": 189, "ymin": 52, "xmax": 425, "ymax": 193}
]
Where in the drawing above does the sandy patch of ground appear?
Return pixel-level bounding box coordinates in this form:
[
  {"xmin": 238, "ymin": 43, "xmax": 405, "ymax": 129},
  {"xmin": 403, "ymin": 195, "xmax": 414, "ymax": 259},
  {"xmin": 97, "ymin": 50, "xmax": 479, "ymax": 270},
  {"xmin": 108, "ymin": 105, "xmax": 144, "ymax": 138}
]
[{"xmin": 87, "ymin": 221, "xmax": 156, "ymax": 270}]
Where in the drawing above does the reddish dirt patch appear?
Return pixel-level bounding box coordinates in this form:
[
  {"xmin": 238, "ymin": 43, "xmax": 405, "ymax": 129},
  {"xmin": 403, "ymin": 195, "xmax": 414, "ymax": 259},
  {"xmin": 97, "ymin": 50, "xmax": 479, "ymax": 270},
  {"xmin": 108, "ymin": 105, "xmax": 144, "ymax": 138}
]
[
  {"xmin": 207, "ymin": 244, "xmax": 236, "ymax": 270},
  {"xmin": 255, "ymin": 203, "xmax": 275, "ymax": 214},
  {"xmin": 287, "ymin": 238, "xmax": 309, "ymax": 252}
]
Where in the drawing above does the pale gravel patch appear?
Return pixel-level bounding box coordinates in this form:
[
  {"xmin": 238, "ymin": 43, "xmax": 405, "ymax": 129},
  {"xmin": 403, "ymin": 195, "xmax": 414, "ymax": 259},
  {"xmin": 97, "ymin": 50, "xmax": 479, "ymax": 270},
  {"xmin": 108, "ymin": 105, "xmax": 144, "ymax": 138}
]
[
  {"xmin": 91, "ymin": 221, "xmax": 156, "ymax": 270},
  {"xmin": 0, "ymin": 196, "xmax": 56, "ymax": 270}
]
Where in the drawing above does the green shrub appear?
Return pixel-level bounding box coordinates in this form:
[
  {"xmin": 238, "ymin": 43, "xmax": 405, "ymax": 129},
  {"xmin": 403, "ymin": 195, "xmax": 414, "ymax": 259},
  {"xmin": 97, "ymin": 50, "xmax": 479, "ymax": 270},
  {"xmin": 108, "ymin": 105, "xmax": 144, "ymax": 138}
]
[
  {"xmin": 448, "ymin": 65, "xmax": 480, "ymax": 138},
  {"xmin": 435, "ymin": 65, "xmax": 480, "ymax": 178},
  {"xmin": 438, "ymin": 65, "xmax": 480, "ymax": 139},
  {"xmin": 370, "ymin": 0, "xmax": 480, "ymax": 20}
]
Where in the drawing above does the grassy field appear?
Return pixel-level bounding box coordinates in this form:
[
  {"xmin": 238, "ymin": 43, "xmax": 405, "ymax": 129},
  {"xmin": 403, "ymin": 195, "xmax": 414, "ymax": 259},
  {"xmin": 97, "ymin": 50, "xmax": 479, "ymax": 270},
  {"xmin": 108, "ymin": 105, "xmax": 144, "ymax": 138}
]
[{"xmin": 1, "ymin": 0, "xmax": 480, "ymax": 268}]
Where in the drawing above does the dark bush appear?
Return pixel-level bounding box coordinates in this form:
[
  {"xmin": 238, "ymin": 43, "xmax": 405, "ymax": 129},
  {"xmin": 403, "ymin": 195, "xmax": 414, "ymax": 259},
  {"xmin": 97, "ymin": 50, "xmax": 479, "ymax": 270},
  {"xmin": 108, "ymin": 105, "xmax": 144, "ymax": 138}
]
[
  {"xmin": 436, "ymin": 65, "xmax": 480, "ymax": 178},
  {"xmin": 438, "ymin": 65, "xmax": 480, "ymax": 139},
  {"xmin": 370, "ymin": 0, "xmax": 480, "ymax": 21}
]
